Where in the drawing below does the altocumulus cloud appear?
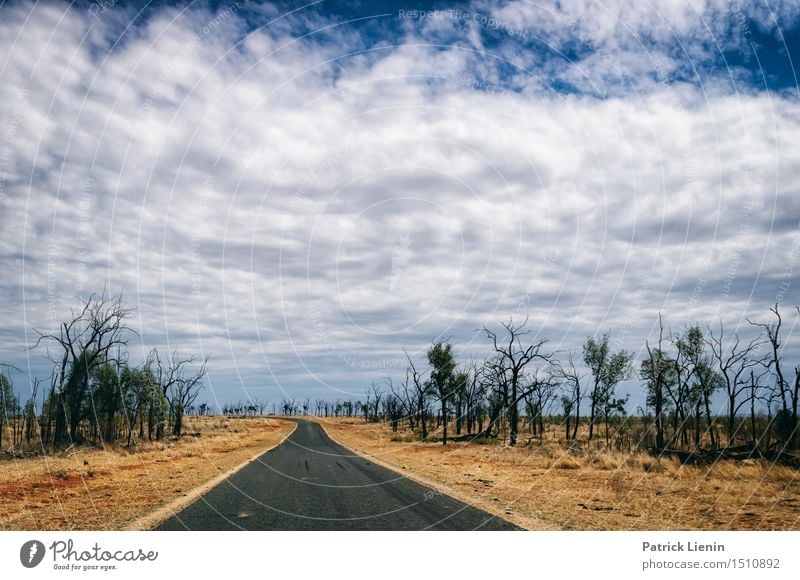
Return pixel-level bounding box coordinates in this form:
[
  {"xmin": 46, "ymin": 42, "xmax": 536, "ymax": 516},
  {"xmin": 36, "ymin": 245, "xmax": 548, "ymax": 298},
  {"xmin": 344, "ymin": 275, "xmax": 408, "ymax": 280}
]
[{"xmin": 0, "ymin": 0, "xmax": 799, "ymax": 407}]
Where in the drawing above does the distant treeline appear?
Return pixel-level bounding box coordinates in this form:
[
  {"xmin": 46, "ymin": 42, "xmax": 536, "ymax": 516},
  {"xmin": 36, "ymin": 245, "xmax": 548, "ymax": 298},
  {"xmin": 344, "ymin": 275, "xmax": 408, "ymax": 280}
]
[
  {"xmin": 5, "ymin": 295, "xmax": 799, "ymax": 460},
  {"xmin": 0, "ymin": 293, "xmax": 208, "ymax": 453},
  {"xmin": 243, "ymin": 307, "xmax": 800, "ymax": 458}
]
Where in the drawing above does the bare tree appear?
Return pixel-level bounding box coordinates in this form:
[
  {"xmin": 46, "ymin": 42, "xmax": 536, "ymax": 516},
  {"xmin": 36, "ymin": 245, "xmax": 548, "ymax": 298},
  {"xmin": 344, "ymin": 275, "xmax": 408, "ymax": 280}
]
[
  {"xmin": 747, "ymin": 305, "xmax": 790, "ymax": 414},
  {"xmin": 404, "ymin": 350, "xmax": 430, "ymax": 440},
  {"xmin": 380, "ymin": 380, "xmax": 403, "ymax": 432},
  {"xmin": 483, "ymin": 317, "xmax": 550, "ymax": 446},
  {"xmin": 481, "ymin": 353, "xmax": 510, "ymax": 439},
  {"xmin": 706, "ymin": 322, "xmax": 765, "ymax": 446},
  {"xmin": 149, "ymin": 348, "xmax": 208, "ymax": 437},
  {"xmin": 366, "ymin": 382, "xmax": 383, "ymax": 422},
  {"xmin": 554, "ymin": 351, "xmax": 585, "ymax": 440},
  {"xmin": 523, "ymin": 366, "xmax": 560, "ymax": 441},
  {"xmin": 24, "ymin": 377, "xmax": 43, "ymax": 446},
  {"xmin": 462, "ymin": 359, "xmax": 486, "ymax": 436},
  {"xmin": 451, "ymin": 369, "xmax": 468, "ymax": 436},
  {"xmin": 748, "ymin": 305, "xmax": 800, "ymax": 448},
  {"xmin": 385, "ymin": 375, "xmax": 410, "ymax": 429},
  {"xmin": 748, "ymin": 367, "xmax": 771, "ymax": 448},
  {"xmin": 32, "ymin": 292, "xmax": 133, "ymax": 447},
  {"xmin": 792, "ymin": 307, "xmax": 800, "ymax": 447}
]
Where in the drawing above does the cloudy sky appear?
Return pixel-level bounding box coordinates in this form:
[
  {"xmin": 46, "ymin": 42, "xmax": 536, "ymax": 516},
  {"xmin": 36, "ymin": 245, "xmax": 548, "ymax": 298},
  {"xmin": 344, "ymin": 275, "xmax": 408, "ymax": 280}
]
[{"xmin": 1, "ymin": 0, "xmax": 799, "ymax": 410}]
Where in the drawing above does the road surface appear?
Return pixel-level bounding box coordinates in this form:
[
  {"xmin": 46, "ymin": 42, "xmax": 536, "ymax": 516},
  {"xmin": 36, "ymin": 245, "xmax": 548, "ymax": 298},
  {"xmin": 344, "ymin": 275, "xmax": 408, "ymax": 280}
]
[{"xmin": 156, "ymin": 419, "xmax": 519, "ymax": 530}]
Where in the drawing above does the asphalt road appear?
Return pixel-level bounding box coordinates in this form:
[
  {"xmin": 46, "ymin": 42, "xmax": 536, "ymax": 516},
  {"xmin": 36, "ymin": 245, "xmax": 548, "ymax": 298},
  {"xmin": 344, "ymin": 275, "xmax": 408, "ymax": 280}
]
[{"xmin": 157, "ymin": 419, "xmax": 520, "ymax": 530}]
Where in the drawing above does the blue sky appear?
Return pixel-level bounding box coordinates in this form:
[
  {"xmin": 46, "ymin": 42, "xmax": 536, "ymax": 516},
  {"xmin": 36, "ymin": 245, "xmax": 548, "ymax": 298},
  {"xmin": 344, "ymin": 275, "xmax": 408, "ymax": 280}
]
[{"xmin": 1, "ymin": 0, "xmax": 799, "ymax": 413}]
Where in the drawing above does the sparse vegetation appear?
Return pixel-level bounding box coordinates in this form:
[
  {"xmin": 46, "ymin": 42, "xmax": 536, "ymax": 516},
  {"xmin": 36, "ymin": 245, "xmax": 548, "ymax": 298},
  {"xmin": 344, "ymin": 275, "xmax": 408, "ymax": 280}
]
[
  {"xmin": 280, "ymin": 308, "xmax": 800, "ymax": 464},
  {"xmin": 316, "ymin": 417, "xmax": 800, "ymax": 530},
  {"xmin": 282, "ymin": 308, "xmax": 800, "ymax": 530},
  {"xmin": 0, "ymin": 291, "xmax": 300, "ymax": 531},
  {"xmin": 1, "ymin": 292, "xmax": 210, "ymax": 454},
  {"xmin": 0, "ymin": 416, "xmax": 293, "ymax": 530},
  {"xmin": 4, "ymin": 295, "xmax": 800, "ymax": 531}
]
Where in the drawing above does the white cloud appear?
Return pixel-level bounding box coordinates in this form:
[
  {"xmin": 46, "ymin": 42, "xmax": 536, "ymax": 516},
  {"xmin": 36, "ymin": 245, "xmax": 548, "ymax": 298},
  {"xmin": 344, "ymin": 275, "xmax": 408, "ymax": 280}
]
[{"xmin": 1, "ymin": 1, "xmax": 799, "ymax": 405}]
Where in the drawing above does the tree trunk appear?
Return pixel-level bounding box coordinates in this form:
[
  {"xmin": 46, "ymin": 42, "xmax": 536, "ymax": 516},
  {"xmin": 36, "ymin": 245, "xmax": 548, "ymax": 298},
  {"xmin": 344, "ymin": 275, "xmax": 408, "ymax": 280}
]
[
  {"xmin": 749, "ymin": 374, "xmax": 758, "ymax": 448},
  {"xmin": 588, "ymin": 391, "xmax": 597, "ymax": 441},
  {"xmin": 54, "ymin": 392, "xmax": 67, "ymax": 450},
  {"xmin": 679, "ymin": 406, "xmax": 689, "ymax": 448},
  {"xmin": 441, "ymin": 397, "xmax": 447, "ymax": 445},
  {"xmin": 704, "ymin": 392, "xmax": 716, "ymax": 448},
  {"xmin": 765, "ymin": 407, "xmax": 773, "ymax": 449},
  {"xmin": 655, "ymin": 387, "xmax": 664, "ymax": 451},
  {"xmin": 793, "ymin": 373, "xmax": 799, "ymax": 449},
  {"xmin": 455, "ymin": 396, "xmax": 462, "ymax": 436},
  {"xmin": 538, "ymin": 411, "xmax": 544, "ymax": 441},
  {"xmin": 694, "ymin": 402, "xmax": 702, "ymax": 449},
  {"xmin": 509, "ymin": 379, "xmax": 518, "ymax": 446},
  {"xmin": 173, "ymin": 403, "xmax": 183, "ymax": 437}
]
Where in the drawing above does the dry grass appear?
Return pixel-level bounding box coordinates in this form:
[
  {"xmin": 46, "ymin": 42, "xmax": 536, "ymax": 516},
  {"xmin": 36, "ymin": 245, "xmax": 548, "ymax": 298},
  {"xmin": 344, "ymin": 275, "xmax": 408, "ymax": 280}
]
[
  {"xmin": 316, "ymin": 418, "xmax": 800, "ymax": 531},
  {"xmin": 0, "ymin": 416, "xmax": 294, "ymax": 530}
]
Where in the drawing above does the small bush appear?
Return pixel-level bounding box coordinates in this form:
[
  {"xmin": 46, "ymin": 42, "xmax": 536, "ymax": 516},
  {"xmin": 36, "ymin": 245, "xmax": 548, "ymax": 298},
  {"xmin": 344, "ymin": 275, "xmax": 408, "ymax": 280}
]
[
  {"xmin": 390, "ymin": 434, "xmax": 416, "ymax": 443},
  {"xmin": 52, "ymin": 469, "xmax": 69, "ymax": 480},
  {"xmin": 550, "ymin": 456, "xmax": 581, "ymax": 470},
  {"xmin": 591, "ymin": 452, "xmax": 620, "ymax": 470}
]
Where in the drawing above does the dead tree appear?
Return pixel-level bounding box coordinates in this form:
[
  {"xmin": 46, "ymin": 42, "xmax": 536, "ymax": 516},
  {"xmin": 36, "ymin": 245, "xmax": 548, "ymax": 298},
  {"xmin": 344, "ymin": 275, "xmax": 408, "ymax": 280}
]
[
  {"xmin": 32, "ymin": 292, "xmax": 133, "ymax": 447},
  {"xmin": 150, "ymin": 348, "xmax": 208, "ymax": 437},
  {"xmin": 554, "ymin": 351, "xmax": 585, "ymax": 440},
  {"xmin": 706, "ymin": 322, "xmax": 766, "ymax": 446},
  {"xmin": 481, "ymin": 354, "xmax": 510, "ymax": 438},
  {"xmin": 366, "ymin": 383, "xmax": 383, "ymax": 422},
  {"xmin": 523, "ymin": 367, "xmax": 559, "ymax": 441},
  {"xmin": 463, "ymin": 359, "xmax": 486, "ymax": 435},
  {"xmin": 404, "ymin": 350, "xmax": 430, "ymax": 440},
  {"xmin": 747, "ymin": 304, "xmax": 800, "ymax": 448},
  {"xmin": 483, "ymin": 317, "xmax": 550, "ymax": 446}
]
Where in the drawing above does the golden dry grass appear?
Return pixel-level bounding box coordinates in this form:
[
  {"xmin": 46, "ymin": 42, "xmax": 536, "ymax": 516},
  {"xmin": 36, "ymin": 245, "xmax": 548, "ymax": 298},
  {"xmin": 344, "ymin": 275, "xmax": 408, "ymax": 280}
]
[
  {"xmin": 316, "ymin": 418, "xmax": 800, "ymax": 531},
  {"xmin": 0, "ymin": 416, "xmax": 294, "ymax": 530}
]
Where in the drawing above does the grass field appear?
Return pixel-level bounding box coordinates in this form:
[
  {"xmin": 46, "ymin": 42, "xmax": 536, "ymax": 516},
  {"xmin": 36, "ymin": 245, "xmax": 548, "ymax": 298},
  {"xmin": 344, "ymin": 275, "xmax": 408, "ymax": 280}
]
[
  {"xmin": 316, "ymin": 417, "xmax": 800, "ymax": 531},
  {"xmin": 0, "ymin": 416, "xmax": 294, "ymax": 530}
]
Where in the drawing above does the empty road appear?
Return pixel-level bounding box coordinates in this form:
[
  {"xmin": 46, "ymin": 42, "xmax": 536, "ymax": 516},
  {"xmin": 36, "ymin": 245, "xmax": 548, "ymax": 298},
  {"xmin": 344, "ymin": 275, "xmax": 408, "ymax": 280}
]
[{"xmin": 157, "ymin": 419, "xmax": 519, "ymax": 530}]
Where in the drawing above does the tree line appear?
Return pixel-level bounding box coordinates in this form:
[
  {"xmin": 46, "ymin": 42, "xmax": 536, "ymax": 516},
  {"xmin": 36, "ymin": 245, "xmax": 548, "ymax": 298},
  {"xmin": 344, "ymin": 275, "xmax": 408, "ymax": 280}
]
[
  {"xmin": 262, "ymin": 307, "xmax": 799, "ymax": 458},
  {"xmin": 7, "ymin": 294, "xmax": 798, "ymax": 459},
  {"xmin": 0, "ymin": 293, "xmax": 208, "ymax": 452}
]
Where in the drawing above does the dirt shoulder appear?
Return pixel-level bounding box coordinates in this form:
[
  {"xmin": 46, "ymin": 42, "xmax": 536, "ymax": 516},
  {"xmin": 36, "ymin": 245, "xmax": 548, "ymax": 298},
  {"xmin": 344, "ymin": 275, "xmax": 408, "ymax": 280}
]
[
  {"xmin": 0, "ymin": 416, "xmax": 295, "ymax": 531},
  {"xmin": 314, "ymin": 417, "xmax": 800, "ymax": 531}
]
